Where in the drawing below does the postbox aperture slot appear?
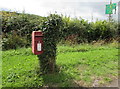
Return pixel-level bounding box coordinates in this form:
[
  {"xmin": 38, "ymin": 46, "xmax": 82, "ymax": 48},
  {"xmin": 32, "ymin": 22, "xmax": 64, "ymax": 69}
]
[{"xmin": 35, "ymin": 35, "xmax": 43, "ymax": 37}]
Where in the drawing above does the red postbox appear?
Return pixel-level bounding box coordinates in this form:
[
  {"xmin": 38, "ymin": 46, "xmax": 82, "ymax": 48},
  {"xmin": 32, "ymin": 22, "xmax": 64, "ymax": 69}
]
[{"xmin": 32, "ymin": 31, "xmax": 43, "ymax": 55}]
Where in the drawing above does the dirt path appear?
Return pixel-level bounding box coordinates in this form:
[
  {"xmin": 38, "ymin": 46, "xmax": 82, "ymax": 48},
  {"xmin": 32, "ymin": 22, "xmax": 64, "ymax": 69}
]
[{"xmin": 108, "ymin": 79, "xmax": 119, "ymax": 87}]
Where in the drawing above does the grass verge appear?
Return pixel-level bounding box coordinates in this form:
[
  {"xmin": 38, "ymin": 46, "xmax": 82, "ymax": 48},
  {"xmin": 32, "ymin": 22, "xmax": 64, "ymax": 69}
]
[{"xmin": 2, "ymin": 43, "xmax": 118, "ymax": 87}]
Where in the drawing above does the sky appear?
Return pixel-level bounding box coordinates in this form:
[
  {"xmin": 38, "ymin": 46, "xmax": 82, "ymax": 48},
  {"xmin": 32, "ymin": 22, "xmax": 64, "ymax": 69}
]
[{"xmin": 0, "ymin": 0, "xmax": 120, "ymax": 22}]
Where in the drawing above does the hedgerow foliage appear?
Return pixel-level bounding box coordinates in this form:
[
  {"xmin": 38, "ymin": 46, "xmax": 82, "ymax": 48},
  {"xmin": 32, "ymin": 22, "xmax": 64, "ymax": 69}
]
[
  {"xmin": 37, "ymin": 14, "xmax": 63, "ymax": 73},
  {"xmin": 1, "ymin": 11, "xmax": 118, "ymax": 73},
  {"xmin": 1, "ymin": 11, "xmax": 118, "ymax": 50},
  {"xmin": 61, "ymin": 16, "xmax": 118, "ymax": 43},
  {"xmin": 1, "ymin": 11, "xmax": 44, "ymax": 50}
]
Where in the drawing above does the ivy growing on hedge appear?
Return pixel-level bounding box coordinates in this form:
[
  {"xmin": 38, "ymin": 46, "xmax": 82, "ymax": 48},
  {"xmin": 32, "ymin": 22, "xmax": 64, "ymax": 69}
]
[{"xmin": 37, "ymin": 14, "xmax": 63, "ymax": 73}]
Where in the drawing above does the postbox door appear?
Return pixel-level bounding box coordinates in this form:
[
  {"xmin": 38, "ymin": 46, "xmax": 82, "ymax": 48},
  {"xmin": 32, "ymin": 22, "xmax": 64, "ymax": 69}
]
[{"xmin": 32, "ymin": 31, "xmax": 43, "ymax": 55}]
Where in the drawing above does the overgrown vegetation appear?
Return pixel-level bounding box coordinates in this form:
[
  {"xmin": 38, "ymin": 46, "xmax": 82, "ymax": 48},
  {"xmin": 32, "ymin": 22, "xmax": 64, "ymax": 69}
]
[
  {"xmin": 37, "ymin": 14, "xmax": 63, "ymax": 73},
  {"xmin": 1, "ymin": 11, "xmax": 119, "ymax": 87},
  {"xmin": 1, "ymin": 11, "xmax": 44, "ymax": 50},
  {"xmin": 2, "ymin": 43, "xmax": 118, "ymax": 87},
  {"xmin": 1, "ymin": 11, "xmax": 119, "ymax": 50}
]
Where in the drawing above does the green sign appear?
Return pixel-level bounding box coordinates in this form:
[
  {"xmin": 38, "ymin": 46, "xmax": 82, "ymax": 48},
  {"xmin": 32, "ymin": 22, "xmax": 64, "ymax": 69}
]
[
  {"xmin": 105, "ymin": 3, "xmax": 117, "ymax": 14},
  {"xmin": 106, "ymin": 4, "xmax": 113, "ymax": 14},
  {"xmin": 112, "ymin": 3, "xmax": 117, "ymax": 9}
]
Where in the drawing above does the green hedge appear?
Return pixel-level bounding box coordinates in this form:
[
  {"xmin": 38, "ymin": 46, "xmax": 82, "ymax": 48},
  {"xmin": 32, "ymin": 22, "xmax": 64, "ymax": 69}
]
[
  {"xmin": 61, "ymin": 16, "xmax": 118, "ymax": 43},
  {"xmin": 1, "ymin": 11, "xmax": 44, "ymax": 50},
  {"xmin": 1, "ymin": 11, "xmax": 118, "ymax": 50},
  {"xmin": 37, "ymin": 14, "xmax": 63, "ymax": 73},
  {"xmin": 1, "ymin": 11, "xmax": 118, "ymax": 73}
]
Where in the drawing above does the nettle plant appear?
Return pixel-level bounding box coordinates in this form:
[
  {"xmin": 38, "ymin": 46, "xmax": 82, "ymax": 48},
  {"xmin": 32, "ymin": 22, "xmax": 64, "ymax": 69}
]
[{"xmin": 37, "ymin": 14, "xmax": 63, "ymax": 74}]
